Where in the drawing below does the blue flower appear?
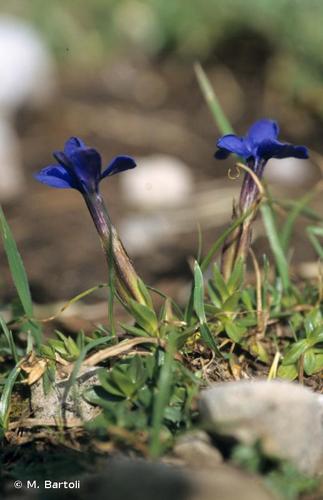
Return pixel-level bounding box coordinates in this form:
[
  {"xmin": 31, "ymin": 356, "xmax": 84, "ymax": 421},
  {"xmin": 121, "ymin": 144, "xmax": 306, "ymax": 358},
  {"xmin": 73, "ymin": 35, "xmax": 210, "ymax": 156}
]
[
  {"xmin": 215, "ymin": 119, "xmax": 308, "ymax": 163},
  {"xmin": 35, "ymin": 137, "xmax": 136, "ymax": 194}
]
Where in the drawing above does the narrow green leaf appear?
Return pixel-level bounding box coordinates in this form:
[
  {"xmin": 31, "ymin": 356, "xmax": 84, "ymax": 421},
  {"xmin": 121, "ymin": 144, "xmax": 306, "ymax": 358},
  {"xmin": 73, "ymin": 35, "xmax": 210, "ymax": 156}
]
[
  {"xmin": 226, "ymin": 258, "xmax": 244, "ymax": 294},
  {"xmin": 200, "ymin": 323, "xmax": 219, "ymax": 352},
  {"xmin": 212, "ymin": 263, "xmax": 229, "ymax": 301},
  {"xmin": 222, "ymin": 291, "xmax": 241, "ymax": 312},
  {"xmin": 201, "ymin": 207, "xmax": 254, "ymax": 272},
  {"xmin": 281, "ymin": 191, "xmax": 315, "ymax": 252},
  {"xmin": 282, "ymin": 339, "xmax": 308, "ymax": 365},
  {"xmin": 194, "ymin": 63, "xmax": 234, "ymax": 135},
  {"xmin": 0, "ymin": 314, "xmax": 18, "ymax": 363},
  {"xmin": 260, "ymin": 203, "xmax": 290, "ymax": 291},
  {"xmin": 128, "ymin": 300, "xmax": 158, "ymax": 335},
  {"xmin": 120, "ymin": 322, "xmax": 150, "ymax": 337},
  {"xmin": 137, "ymin": 278, "xmax": 153, "ymax": 309},
  {"xmin": 0, "ymin": 205, "xmax": 33, "ymax": 316},
  {"xmin": 0, "ymin": 363, "xmax": 21, "ymax": 433},
  {"xmin": 150, "ymin": 333, "xmax": 177, "ymax": 458},
  {"xmin": 193, "ymin": 261, "xmax": 206, "ymax": 323}
]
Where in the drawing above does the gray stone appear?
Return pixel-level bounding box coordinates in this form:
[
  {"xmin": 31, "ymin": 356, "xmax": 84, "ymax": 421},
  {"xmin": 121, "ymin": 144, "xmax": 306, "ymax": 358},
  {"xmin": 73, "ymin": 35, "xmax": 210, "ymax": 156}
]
[
  {"xmin": 191, "ymin": 464, "xmax": 275, "ymax": 500},
  {"xmin": 174, "ymin": 430, "xmax": 223, "ymax": 468},
  {"xmin": 30, "ymin": 458, "xmax": 275, "ymax": 500},
  {"xmin": 199, "ymin": 379, "xmax": 323, "ymax": 475},
  {"xmin": 31, "ymin": 366, "xmax": 100, "ymax": 421}
]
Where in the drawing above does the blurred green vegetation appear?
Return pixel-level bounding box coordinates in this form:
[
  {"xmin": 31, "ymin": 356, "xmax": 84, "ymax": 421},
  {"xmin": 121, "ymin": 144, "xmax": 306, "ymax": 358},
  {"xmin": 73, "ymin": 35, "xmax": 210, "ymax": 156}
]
[
  {"xmin": 3, "ymin": 0, "xmax": 323, "ymax": 113},
  {"xmin": 3, "ymin": 0, "xmax": 323, "ymax": 67}
]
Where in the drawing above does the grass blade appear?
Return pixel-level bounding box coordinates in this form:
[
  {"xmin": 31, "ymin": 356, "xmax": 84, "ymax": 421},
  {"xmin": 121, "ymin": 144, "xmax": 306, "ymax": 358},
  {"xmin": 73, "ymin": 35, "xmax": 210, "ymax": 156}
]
[
  {"xmin": 194, "ymin": 63, "xmax": 234, "ymax": 135},
  {"xmin": 193, "ymin": 261, "xmax": 207, "ymax": 324},
  {"xmin": 280, "ymin": 191, "xmax": 315, "ymax": 252},
  {"xmin": 200, "ymin": 206, "xmax": 253, "ymax": 272},
  {"xmin": 150, "ymin": 333, "xmax": 177, "ymax": 458},
  {"xmin": 193, "ymin": 261, "xmax": 219, "ymax": 352},
  {"xmin": 0, "ymin": 314, "xmax": 18, "ymax": 363},
  {"xmin": 0, "ymin": 363, "xmax": 21, "ymax": 435},
  {"xmin": 0, "ymin": 205, "xmax": 33, "ymax": 317},
  {"xmin": 261, "ymin": 203, "xmax": 290, "ymax": 291}
]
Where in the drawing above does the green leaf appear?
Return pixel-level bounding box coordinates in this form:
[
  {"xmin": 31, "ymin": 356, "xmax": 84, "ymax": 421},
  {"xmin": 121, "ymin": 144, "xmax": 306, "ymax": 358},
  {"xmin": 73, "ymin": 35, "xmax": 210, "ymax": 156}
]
[
  {"xmin": 48, "ymin": 339, "xmax": 66, "ymax": 355},
  {"xmin": 212, "ymin": 263, "xmax": 228, "ymax": 301},
  {"xmin": 260, "ymin": 203, "xmax": 290, "ymax": 291},
  {"xmin": 280, "ymin": 191, "xmax": 315, "ymax": 252},
  {"xmin": 0, "ymin": 363, "xmax": 21, "ymax": 433},
  {"xmin": 200, "ymin": 208, "xmax": 254, "ymax": 272},
  {"xmin": 224, "ymin": 320, "xmax": 246, "ymax": 343},
  {"xmin": 150, "ymin": 334, "xmax": 177, "ymax": 458},
  {"xmin": 310, "ymin": 353, "xmax": 323, "ymax": 374},
  {"xmin": 207, "ymin": 282, "xmax": 222, "ymax": 308},
  {"xmin": 0, "ymin": 314, "xmax": 18, "ymax": 363},
  {"xmin": 249, "ymin": 340, "xmax": 270, "ymax": 364},
  {"xmin": 282, "ymin": 339, "xmax": 308, "ymax": 365},
  {"xmin": 226, "ymin": 258, "xmax": 244, "ymax": 294},
  {"xmin": 222, "ymin": 291, "xmax": 241, "ymax": 312},
  {"xmin": 193, "ymin": 261, "xmax": 206, "ymax": 323},
  {"xmin": 128, "ymin": 300, "xmax": 158, "ymax": 335},
  {"xmin": 128, "ymin": 355, "xmax": 147, "ymax": 386},
  {"xmin": 200, "ymin": 323, "xmax": 219, "ymax": 352},
  {"xmin": 194, "ymin": 63, "xmax": 234, "ymax": 135},
  {"xmin": 64, "ymin": 336, "xmax": 80, "ymax": 358},
  {"xmin": 303, "ymin": 349, "xmax": 317, "ymax": 375},
  {"xmin": 277, "ymin": 364, "xmax": 298, "ymax": 380},
  {"xmin": 98, "ymin": 368, "xmax": 128, "ymax": 398},
  {"xmin": 120, "ymin": 322, "xmax": 150, "ymax": 337},
  {"xmin": 137, "ymin": 277, "xmax": 153, "ymax": 309},
  {"xmin": 241, "ymin": 289, "xmax": 254, "ymax": 311},
  {"xmin": 0, "ymin": 205, "xmax": 33, "ymax": 317}
]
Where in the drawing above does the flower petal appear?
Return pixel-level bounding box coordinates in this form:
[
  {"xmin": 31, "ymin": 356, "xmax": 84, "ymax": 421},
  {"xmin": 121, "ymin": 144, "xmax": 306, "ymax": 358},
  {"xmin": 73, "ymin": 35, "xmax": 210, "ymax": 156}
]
[
  {"xmin": 34, "ymin": 165, "xmax": 76, "ymax": 189},
  {"xmin": 247, "ymin": 119, "xmax": 279, "ymax": 146},
  {"xmin": 257, "ymin": 139, "xmax": 309, "ymax": 160},
  {"xmin": 101, "ymin": 155, "xmax": 136, "ymax": 179},
  {"xmin": 64, "ymin": 137, "xmax": 86, "ymax": 157},
  {"xmin": 215, "ymin": 134, "xmax": 250, "ymax": 159},
  {"xmin": 53, "ymin": 150, "xmax": 71, "ymax": 168},
  {"xmin": 69, "ymin": 147, "xmax": 102, "ymax": 192}
]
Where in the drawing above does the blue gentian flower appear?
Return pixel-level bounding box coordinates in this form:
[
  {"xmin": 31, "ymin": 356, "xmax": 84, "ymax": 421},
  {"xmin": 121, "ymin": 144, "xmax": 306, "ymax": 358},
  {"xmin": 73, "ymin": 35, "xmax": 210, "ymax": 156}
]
[
  {"xmin": 35, "ymin": 137, "xmax": 136, "ymax": 194},
  {"xmin": 35, "ymin": 137, "xmax": 147, "ymax": 305},
  {"xmin": 215, "ymin": 119, "xmax": 308, "ymax": 164},
  {"xmin": 215, "ymin": 119, "xmax": 309, "ymax": 279},
  {"xmin": 215, "ymin": 119, "xmax": 309, "ymax": 212}
]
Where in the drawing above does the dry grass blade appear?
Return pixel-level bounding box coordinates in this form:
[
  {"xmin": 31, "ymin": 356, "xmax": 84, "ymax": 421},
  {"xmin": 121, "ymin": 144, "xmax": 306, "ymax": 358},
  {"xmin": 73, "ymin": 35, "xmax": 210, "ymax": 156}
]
[
  {"xmin": 8, "ymin": 417, "xmax": 84, "ymax": 430},
  {"xmin": 83, "ymin": 337, "xmax": 160, "ymax": 366}
]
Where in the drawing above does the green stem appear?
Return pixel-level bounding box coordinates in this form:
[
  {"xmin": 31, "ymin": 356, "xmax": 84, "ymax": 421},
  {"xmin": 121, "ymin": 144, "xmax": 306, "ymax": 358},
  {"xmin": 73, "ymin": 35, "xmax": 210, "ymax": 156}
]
[{"xmin": 84, "ymin": 192, "xmax": 146, "ymax": 305}]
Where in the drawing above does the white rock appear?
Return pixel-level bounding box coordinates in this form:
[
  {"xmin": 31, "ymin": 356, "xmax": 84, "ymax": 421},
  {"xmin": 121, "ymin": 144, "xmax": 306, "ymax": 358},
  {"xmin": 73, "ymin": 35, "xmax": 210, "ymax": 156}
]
[
  {"xmin": 119, "ymin": 214, "xmax": 173, "ymax": 254},
  {"xmin": 0, "ymin": 117, "xmax": 24, "ymax": 201},
  {"xmin": 120, "ymin": 155, "xmax": 194, "ymax": 209},
  {"xmin": 0, "ymin": 15, "xmax": 56, "ymax": 112},
  {"xmin": 265, "ymin": 158, "xmax": 314, "ymax": 187},
  {"xmin": 199, "ymin": 380, "xmax": 323, "ymax": 475},
  {"xmin": 0, "ymin": 16, "xmax": 56, "ymax": 202}
]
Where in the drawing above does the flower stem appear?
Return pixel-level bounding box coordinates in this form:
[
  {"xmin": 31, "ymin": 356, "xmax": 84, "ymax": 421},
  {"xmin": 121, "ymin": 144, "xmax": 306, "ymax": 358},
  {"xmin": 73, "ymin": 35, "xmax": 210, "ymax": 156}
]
[
  {"xmin": 83, "ymin": 192, "xmax": 146, "ymax": 305},
  {"xmin": 221, "ymin": 159, "xmax": 266, "ymax": 279}
]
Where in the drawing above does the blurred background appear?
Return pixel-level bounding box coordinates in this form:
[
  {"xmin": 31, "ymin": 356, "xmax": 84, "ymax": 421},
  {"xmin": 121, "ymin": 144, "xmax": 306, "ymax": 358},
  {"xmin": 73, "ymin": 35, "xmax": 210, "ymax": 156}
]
[{"xmin": 1, "ymin": 0, "xmax": 323, "ymax": 324}]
